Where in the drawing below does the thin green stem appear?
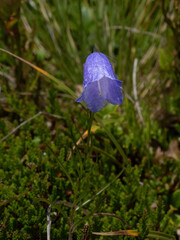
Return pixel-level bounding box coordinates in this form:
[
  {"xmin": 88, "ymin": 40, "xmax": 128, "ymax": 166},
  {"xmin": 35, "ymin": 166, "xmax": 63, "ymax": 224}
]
[
  {"xmin": 95, "ymin": 115, "xmax": 128, "ymax": 164},
  {"xmin": 46, "ymin": 144, "xmax": 75, "ymax": 192},
  {"xmin": 86, "ymin": 111, "xmax": 94, "ymax": 156},
  {"xmin": 74, "ymin": 168, "xmax": 124, "ymax": 214}
]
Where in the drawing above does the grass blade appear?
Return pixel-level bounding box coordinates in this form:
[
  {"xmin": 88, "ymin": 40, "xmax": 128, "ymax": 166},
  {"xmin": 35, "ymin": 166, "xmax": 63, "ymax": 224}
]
[{"xmin": 0, "ymin": 48, "xmax": 77, "ymax": 98}]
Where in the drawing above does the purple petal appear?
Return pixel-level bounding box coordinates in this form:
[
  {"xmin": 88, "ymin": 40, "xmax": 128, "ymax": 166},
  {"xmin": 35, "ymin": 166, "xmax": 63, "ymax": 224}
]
[
  {"xmin": 76, "ymin": 52, "xmax": 123, "ymax": 112},
  {"xmin": 83, "ymin": 53, "xmax": 117, "ymax": 89},
  {"xmin": 77, "ymin": 81, "xmax": 106, "ymax": 113},
  {"xmin": 76, "ymin": 93, "xmax": 84, "ymax": 102},
  {"xmin": 100, "ymin": 77, "xmax": 123, "ymax": 105}
]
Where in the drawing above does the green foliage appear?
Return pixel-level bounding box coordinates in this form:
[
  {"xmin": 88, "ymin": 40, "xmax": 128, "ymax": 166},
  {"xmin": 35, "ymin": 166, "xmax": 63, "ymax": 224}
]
[
  {"xmin": 0, "ymin": 0, "xmax": 180, "ymax": 239},
  {"xmin": 171, "ymin": 190, "xmax": 180, "ymax": 209}
]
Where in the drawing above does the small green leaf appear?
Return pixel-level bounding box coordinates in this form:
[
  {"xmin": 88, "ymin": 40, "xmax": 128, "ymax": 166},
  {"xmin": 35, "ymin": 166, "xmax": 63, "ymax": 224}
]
[
  {"xmin": 159, "ymin": 48, "xmax": 173, "ymax": 70},
  {"xmin": 171, "ymin": 189, "xmax": 180, "ymax": 208},
  {"xmin": 148, "ymin": 230, "xmax": 176, "ymax": 240}
]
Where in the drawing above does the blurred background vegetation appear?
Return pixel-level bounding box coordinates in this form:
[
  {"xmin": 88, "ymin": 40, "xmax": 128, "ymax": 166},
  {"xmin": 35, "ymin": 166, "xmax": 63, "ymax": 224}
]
[{"xmin": 0, "ymin": 0, "xmax": 180, "ymax": 239}]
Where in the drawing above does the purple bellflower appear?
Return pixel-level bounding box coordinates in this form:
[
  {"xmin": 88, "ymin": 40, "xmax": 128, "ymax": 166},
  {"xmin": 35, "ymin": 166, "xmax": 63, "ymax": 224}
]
[{"xmin": 76, "ymin": 52, "xmax": 123, "ymax": 113}]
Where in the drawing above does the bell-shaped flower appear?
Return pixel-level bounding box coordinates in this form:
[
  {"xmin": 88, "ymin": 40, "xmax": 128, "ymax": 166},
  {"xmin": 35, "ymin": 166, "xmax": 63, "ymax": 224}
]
[{"xmin": 76, "ymin": 52, "xmax": 123, "ymax": 113}]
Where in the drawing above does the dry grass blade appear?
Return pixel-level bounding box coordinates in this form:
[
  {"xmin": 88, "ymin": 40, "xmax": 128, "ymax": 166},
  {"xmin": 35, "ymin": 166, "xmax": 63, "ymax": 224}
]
[
  {"xmin": 92, "ymin": 229, "xmax": 139, "ymax": 236},
  {"xmin": 0, "ymin": 48, "xmax": 77, "ymax": 98},
  {"xmin": 132, "ymin": 58, "xmax": 145, "ymax": 125},
  {"xmin": 110, "ymin": 25, "xmax": 162, "ymax": 38},
  {"xmin": 0, "ymin": 111, "xmax": 63, "ymax": 143},
  {"xmin": 47, "ymin": 205, "xmax": 52, "ymax": 240},
  {"xmin": 0, "ymin": 190, "xmax": 29, "ymax": 207}
]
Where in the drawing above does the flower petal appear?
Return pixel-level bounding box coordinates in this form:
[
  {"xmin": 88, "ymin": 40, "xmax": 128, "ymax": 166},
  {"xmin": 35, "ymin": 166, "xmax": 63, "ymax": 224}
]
[
  {"xmin": 100, "ymin": 77, "xmax": 123, "ymax": 105},
  {"xmin": 76, "ymin": 52, "xmax": 124, "ymax": 112},
  {"xmin": 83, "ymin": 53, "xmax": 118, "ymax": 88},
  {"xmin": 76, "ymin": 93, "xmax": 84, "ymax": 102},
  {"xmin": 83, "ymin": 81, "xmax": 106, "ymax": 113}
]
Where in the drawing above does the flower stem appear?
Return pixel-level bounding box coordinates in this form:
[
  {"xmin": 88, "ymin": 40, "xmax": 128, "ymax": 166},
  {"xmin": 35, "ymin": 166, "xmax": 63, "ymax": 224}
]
[{"xmin": 86, "ymin": 111, "xmax": 94, "ymax": 156}]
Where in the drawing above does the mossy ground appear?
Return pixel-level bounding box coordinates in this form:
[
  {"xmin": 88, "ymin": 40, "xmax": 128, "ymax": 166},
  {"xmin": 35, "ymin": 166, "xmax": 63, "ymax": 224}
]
[{"xmin": 0, "ymin": 0, "xmax": 180, "ymax": 239}]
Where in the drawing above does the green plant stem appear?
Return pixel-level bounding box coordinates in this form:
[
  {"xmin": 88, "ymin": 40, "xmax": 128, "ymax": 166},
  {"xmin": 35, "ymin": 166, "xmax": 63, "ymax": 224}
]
[
  {"xmin": 86, "ymin": 111, "xmax": 94, "ymax": 156},
  {"xmin": 72, "ymin": 168, "xmax": 125, "ymax": 231},
  {"xmin": 95, "ymin": 115, "xmax": 128, "ymax": 164}
]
